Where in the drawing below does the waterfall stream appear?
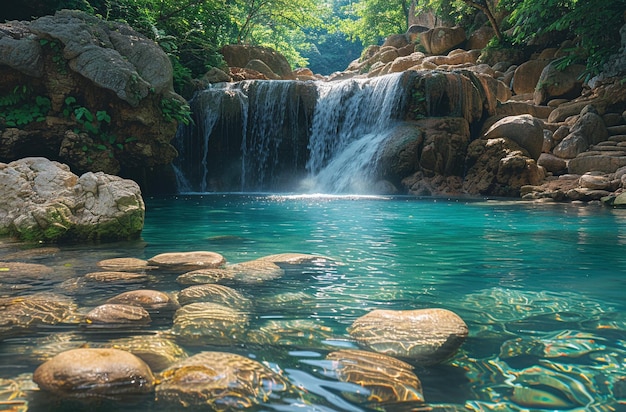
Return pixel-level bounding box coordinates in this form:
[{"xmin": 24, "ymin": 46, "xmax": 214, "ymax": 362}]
[{"xmin": 174, "ymin": 72, "xmax": 410, "ymax": 193}]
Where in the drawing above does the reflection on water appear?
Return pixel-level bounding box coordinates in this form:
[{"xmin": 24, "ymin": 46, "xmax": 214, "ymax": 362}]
[{"xmin": 0, "ymin": 195, "xmax": 625, "ymax": 411}]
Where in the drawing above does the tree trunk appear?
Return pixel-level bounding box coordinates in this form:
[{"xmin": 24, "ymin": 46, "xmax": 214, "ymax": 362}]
[{"xmin": 461, "ymin": 0, "xmax": 503, "ymax": 43}]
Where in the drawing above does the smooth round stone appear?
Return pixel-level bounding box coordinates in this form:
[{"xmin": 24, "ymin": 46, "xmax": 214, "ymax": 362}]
[
  {"xmin": 0, "ymin": 293, "xmax": 77, "ymax": 339},
  {"xmin": 0, "ymin": 261, "xmax": 54, "ymax": 281},
  {"xmin": 246, "ymin": 319, "xmax": 335, "ymax": 348},
  {"xmin": 156, "ymin": 351, "xmax": 288, "ymax": 409},
  {"xmin": 106, "ymin": 289, "xmax": 179, "ymax": 312},
  {"xmin": 176, "ymin": 268, "xmax": 235, "ymax": 285},
  {"xmin": 105, "ymin": 334, "xmax": 187, "ymax": 371},
  {"xmin": 148, "ymin": 251, "xmax": 226, "ymax": 271},
  {"xmin": 348, "ymin": 308, "xmax": 468, "ymax": 365},
  {"xmin": 258, "ymin": 253, "xmax": 333, "ymax": 264},
  {"xmin": 96, "ymin": 257, "xmax": 153, "ymax": 272},
  {"xmin": 227, "ymin": 259, "xmax": 284, "ymax": 284},
  {"xmin": 256, "ymin": 291, "xmax": 316, "ymax": 311},
  {"xmin": 172, "ymin": 302, "xmax": 249, "ymax": 344},
  {"xmin": 1, "ymin": 247, "xmax": 60, "ymax": 261},
  {"xmin": 33, "ymin": 348, "xmax": 155, "ymax": 398},
  {"xmin": 327, "ymin": 349, "xmax": 424, "ymax": 404},
  {"xmin": 83, "ymin": 271, "xmax": 150, "ymax": 284},
  {"xmin": 86, "ymin": 303, "xmax": 151, "ymax": 325},
  {"xmin": 177, "ymin": 284, "xmax": 251, "ymax": 309}
]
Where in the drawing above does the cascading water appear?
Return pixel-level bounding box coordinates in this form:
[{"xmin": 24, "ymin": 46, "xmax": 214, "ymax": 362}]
[
  {"xmin": 304, "ymin": 72, "xmax": 409, "ymax": 193},
  {"xmin": 174, "ymin": 72, "xmax": 410, "ymax": 193}
]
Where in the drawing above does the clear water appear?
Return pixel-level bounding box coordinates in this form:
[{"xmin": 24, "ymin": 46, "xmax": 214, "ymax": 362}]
[{"xmin": 1, "ymin": 194, "xmax": 625, "ymax": 411}]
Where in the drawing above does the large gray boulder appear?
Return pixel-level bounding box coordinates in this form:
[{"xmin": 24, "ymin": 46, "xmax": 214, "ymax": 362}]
[
  {"xmin": 0, "ymin": 157, "xmax": 144, "ymax": 242},
  {"xmin": 483, "ymin": 114, "xmax": 544, "ymax": 160},
  {"xmin": 25, "ymin": 10, "xmax": 173, "ymax": 105},
  {"xmin": 0, "ymin": 10, "xmax": 182, "ymax": 192}
]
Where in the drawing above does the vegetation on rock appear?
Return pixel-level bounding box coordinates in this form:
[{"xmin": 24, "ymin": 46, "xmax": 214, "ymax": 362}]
[{"xmin": 3, "ymin": 0, "xmax": 623, "ymax": 89}]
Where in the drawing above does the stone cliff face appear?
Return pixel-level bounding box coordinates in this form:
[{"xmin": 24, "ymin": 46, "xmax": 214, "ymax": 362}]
[{"xmin": 0, "ymin": 10, "xmax": 184, "ymax": 194}]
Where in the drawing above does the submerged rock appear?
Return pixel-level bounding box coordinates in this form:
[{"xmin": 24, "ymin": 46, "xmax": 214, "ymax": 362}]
[
  {"xmin": 156, "ymin": 351, "xmax": 289, "ymax": 409},
  {"xmin": 348, "ymin": 308, "xmax": 468, "ymax": 365},
  {"xmin": 33, "ymin": 348, "xmax": 155, "ymax": 399},
  {"xmin": 148, "ymin": 251, "xmax": 226, "ymax": 272},
  {"xmin": 85, "ymin": 303, "xmax": 151, "ymax": 326},
  {"xmin": 327, "ymin": 349, "xmax": 424, "ymax": 404},
  {"xmin": 172, "ymin": 302, "xmax": 249, "ymax": 344}
]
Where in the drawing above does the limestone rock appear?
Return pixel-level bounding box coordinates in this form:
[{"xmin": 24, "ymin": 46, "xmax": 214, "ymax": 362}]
[
  {"xmin": 156, "ymin": 351, "xmax": 288, "ymax": 409},
  {"xmin": 390, "ymin": 52, "xmax": 426, "ymax": 72},
  {"xmin": 483, "ymin": 115, "xmax": 544, "ymax": 160},
  {"xmin": 463, "ymin": 138, "xmax": 545, "ymax": 196},
  {"xmin": 29, "ymin": 10, "xmax": 172, "ymax": 105},
  {"xmin": 148, "ymin": 251, "xmax": 225, "ymax": 271},
  {"xmin": 419, "ymin": 26, "xmax": 466, "ymax": 55},
  {"xmin": 382, "ymin": 34, "xmax": 409, "ymax": 49},
  {"xmin": 512, "ymin": 59, "xmax": 551, "ymax": 95},
  {"xmin": 466, "ymin": 25, "xmax": 495, "ymax": 50},
  {"xmin": 348, "ymin": 308, "xmax": 468, "ymax": 365},
  {"xmin": 201, "ymin": 67, "xmax": 231, "ymax": 84},
  {"xmin": 570, "ymin": 111, "xmax": 609, "ymax": 146},
  {"xmin": 568, "ymin": 154, "xmax": 626, "ymax": 174},
  {"xmin": 376, "ymin": 122, "xmax": 423, "ymax": 186},
  {"xmin": 245, "ymin": 59, "xmax": 280, "ymax": 80},
  {"xmin": 0, "ymin": 157, "xmax": 144, "ymax": 242},
  {"xmin": 538, "ymin": 153, "xmax": 567, "ymax": 175},
  {"xmin": 33, "ymin": 348, "xmax": 154, "ymax": 398},
  {"xmin": 327, "ymin": 349, "xmax": 424, "ymax": 404},
  {"xmin": 85, "ymin": 303, "xmax": 151, "ymax": 325},
  {"xmin": 553, "ymin": 133, "xmax": 589, "ymax": 158},
  {"xmin": 534, "ymin": 62, "xmax": 585, "ymax": 105},
  {"xmin": 0, "ymin": 11, "xmax": 182, "ymax": 192},
  {"xmin": 220, "ymin": 44, "xmax": 295, "ymax": 80},
  {"xmin": 416, "ymin": 117, "xmax": 471, "ymax": 176}
]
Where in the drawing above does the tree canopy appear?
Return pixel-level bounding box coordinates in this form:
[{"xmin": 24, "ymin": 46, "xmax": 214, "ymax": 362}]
[{"xmin": 1, "ymin": 0, "xmax": 624, "ymax": 91}]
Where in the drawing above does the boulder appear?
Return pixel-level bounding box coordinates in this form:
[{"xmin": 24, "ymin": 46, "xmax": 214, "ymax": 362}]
[
  {"xmin": 33, "ymin": 348, "xmax": 154, "ymax": 398},
  {"xmin": 578, "ymin": 172, "xmax": 618, "ymax": 191},
  {"xmin": 0, "ymin": 10, "xmax": 182, "ymax": 192},
  {"xmin": 512, "ymin": 59, "xmax": 551, "ymax": 95},
  {"xmin": 148, "ymin": 251, "xmax": 226, "ymax": 271},
  {"xmin": 0, "ymin": 157, "xmax": 144, "ymax": 242},
  {"xmin": 466, "ymin": 25, "xmax": 495, "ymax": 50},
  {"xmin": 348, "ymin": 308, "xmax": 468, "ymax": 365},
  {"xmin": 245, "ymin": 59, "xmax": 280, "ymax": 79},
  {"xmin": 534, "ymin": 62, "xmax": 585, "ymax": 105},
  {"xmin": 201, "ymin": 67, "xmax": 232, "ymax": 84},
  {"xmin": 570, "ymin": 111, "xmax": 608, "ymax": 146},
  {"xmin": 376, "ymin": 122, "xmax": 423, "ymax": 186},
  {"xmin": 552, "ymin": 133, "xmax": 588, "ymax": 159},
  {"xmin": 389, "ymin": 52, "xmax": 426, "ymax": 73},
  {"xmin": 419, "ymin": 26, "xmax": 466, "ymax": 55},
  {"xmin": 538, "ymin": 153, "xmax": 567, "ymax": 175},
  {"xmin": 483, "ymin": 114, "xmax": 544, "ymax": 160},
  {"xmin": 463, "ymin": 138, "xmax": 545, "ymax": 196},
  {"xmin": 416, "ymin": 117, "xmax": 471, "ymax": 176},
  {"xmin": 406, "ymin": 25, "xmax": 430, "ymax": 43},
  {"xmin": 382, "ymin": 34, "xmax": 409, "ymax": 49},
  {"xmin": 568, "ymin": 154, "xmax": 626, "ymax": 174},
  {"xmin": 220, "ymin": 44, "xmax": 295, "ymax": 80}
]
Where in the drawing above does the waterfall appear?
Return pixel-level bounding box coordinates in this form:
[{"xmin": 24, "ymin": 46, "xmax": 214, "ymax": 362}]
[
  {"xmin": 173, "ymin": 82, "xmax": 248, "ymax": 193},
  {"xmin": 174, "ymin": 72, "xmax": 410, "ymax": 194},
  {"xmin": 304, "ymin": 72, "xmax": 409, "ymax": 193}
]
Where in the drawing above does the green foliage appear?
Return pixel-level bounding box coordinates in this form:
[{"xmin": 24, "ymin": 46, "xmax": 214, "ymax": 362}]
[
  {"xmin": 160, "ymin": 97, "xmax": 192, "ymax": 126},
  {"xmin": 339, "ymin": 0, "xmax": 411, "ymax": 45},
  {"xmin": 39, "ymin": 38, "xmax": 68, "ymax": 74},
  {"xmin": 501, "ymin": 0, "xmax": 626, "ymax": 77},
  {"xmin": 62, "ymin": 96, "xmax": 132, "ymax": 158},
  {"xmin": 0, "ymin": 86, "xmax": 51, "ymax": 127}
]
